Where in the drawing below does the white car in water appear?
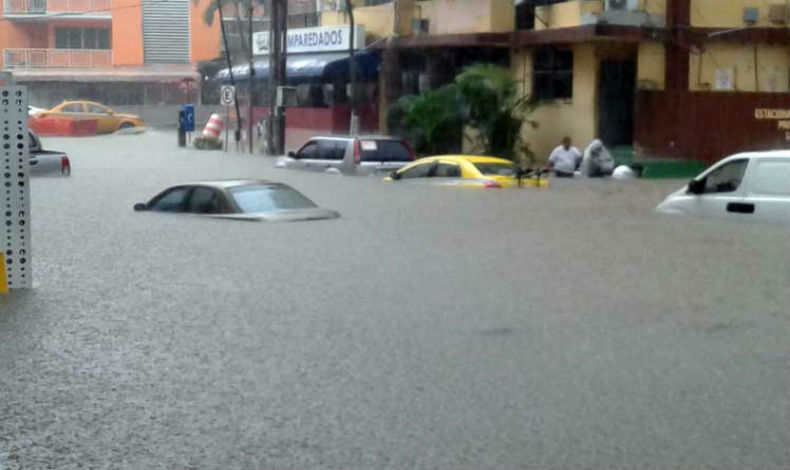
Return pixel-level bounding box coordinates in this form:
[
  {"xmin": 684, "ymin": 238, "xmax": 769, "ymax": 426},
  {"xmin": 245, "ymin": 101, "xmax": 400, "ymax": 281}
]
[
  {"xmin": 656, "ymin": 150, "xmax": 790, "ymax": 227},
  {"xmin": 133, "ymin": 180, "xmax": 340, "ymax": 222}
]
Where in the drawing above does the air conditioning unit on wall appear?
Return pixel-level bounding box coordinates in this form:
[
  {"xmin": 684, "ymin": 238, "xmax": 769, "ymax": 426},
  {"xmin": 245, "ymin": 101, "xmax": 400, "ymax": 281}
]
[{"xmin": 606, "ymin": 0, "xmax": 639, "ymax": 10}]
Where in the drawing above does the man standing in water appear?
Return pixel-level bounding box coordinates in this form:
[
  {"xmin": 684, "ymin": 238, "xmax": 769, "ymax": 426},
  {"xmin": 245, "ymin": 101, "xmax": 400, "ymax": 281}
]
[{"xmin": 546, "ymin": 136, "xmax": 582, "ymax": 177}]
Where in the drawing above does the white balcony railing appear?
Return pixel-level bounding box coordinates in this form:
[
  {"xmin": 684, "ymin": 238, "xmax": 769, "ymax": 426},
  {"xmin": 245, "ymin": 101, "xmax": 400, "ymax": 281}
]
[
  {"xmin": 3, "ymin": 48, "xmax": 112, "ymax": 68},
  {"xmin": 3, "ymin": 0, "xmax": 111, "ymax": 15}
]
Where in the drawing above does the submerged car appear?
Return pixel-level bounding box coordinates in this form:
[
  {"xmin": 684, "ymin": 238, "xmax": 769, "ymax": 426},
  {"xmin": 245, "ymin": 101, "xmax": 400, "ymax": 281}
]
[
  {"xmin": 278, "ymin": 136, "xmax": 415, "ymax": 175},
  {"xmin": 655, "ymin": 150, "xmax": 790, "ymax": 226},
  {"xmin": 29, "ymin": 130, "xmax": 71, "ymax": 176},
  {"xmin": 133, "ymin": 180, "xmax": 340, "ymax": 222},
  {"xmin": 384, "ymin": 155, "xmax": 548, "ymax": 188},
  {"xmin": 36, "ymin": 101, "xmax": 145, "ymax": 134}
]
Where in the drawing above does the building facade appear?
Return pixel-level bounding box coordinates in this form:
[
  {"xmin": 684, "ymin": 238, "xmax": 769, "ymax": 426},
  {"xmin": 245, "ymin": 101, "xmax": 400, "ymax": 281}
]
[
  {"xmin": 0, "ymin": 0, "xmax": 221, "ymax": 116},
  {"xmin": 512, "ymin": 0, "xmax": 790, "ymax": 163},
  {"xmin": 320, "ymin": 0, "xmax": 789, "ymax": 162}
]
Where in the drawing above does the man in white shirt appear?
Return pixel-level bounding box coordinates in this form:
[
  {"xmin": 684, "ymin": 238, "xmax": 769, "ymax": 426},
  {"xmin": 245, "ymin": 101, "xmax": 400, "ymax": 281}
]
[{"xmin": 546, "ymin": 136, "xmax": 582, "ymax": 177}]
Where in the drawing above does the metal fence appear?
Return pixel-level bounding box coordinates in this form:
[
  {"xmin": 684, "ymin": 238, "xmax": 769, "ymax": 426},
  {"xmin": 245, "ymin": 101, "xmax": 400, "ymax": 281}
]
[
  {"xmin": 3, "ymin": 48, "xmax": 112, "ymax": 68},
  {"xmin": 3, "ymin": 0, "xmax": 110, "ymax": 14}
]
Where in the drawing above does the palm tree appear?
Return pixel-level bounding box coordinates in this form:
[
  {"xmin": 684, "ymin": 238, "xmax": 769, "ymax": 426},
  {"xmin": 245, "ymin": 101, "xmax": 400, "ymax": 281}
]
[
  {"xmin": 454, "ymin": 64, "xmax": 538, "ymax": 158},
  {"xmin": 393, "ymin": 64, "xmax": 539, "ymax": 158},
  {"xmin": 193, "ymin": 0, "xmax": 266, "ymax": 60},
  {"xmin": 392, "ymin": 85, "xmax": 465, "ymax": 156}
]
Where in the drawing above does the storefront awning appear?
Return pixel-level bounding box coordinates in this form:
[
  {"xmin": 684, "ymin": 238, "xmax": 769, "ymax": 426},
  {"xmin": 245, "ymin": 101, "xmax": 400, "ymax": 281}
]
[{"xmin": 216, "ymin": 50, "xmax": 380, "ymax": 84}]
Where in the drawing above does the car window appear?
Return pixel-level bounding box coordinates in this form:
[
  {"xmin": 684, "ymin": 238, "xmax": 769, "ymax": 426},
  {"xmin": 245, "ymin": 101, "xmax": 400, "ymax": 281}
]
[
  {"xmin": 333, "ymin": 141, "xmax": 349, "ymax": 160},
  {"xmin": 59, "ymin": 104, "xmax": 84, "ymax": 113},
  {"xmin": 435, "ymin": 162, "xmax": 461, "ymax": 177},
  {"xmin": 473, "ymin": 162, "xmax": 518, "ymax": 176},
  {"xmin": 749, "ymin": 160, "xmax": 790, "ymax": 196},
  {"xmin": 87, "ymin": 104, "xmax": 110, "ymax": 114},
  {"xmin": 296, "ymin": 142, "xmax": 318, "ymax": 159},
  {"xmin": 399, "ymin": 162, "xmax": 436, "ymax": 179},
  {"xmin": 149, "ymin": 187, "xmax": 190, "ymax": 212},
  {"xmin": 187, "ymin": 187, "xmax": 225, "ymax": 214},
  {"xmin": 361, "ymin": 140, "xmax": 412, "ymax": 162},
  {"xmin": 703, "ymin": 159, "xmax": 748, "ymax": 194},
  {"xmin": 229, "ymin": 185, "xmax": 317, "ymax": 213},
  {"xmin": 317, "ymin": 140, "xmax": 344, "ymax": 160}
]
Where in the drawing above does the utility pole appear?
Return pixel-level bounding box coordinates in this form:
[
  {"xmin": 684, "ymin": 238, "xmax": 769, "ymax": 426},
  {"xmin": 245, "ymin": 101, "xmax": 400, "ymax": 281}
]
[
  {"xmin": 266, "ymin": 0, "xmax": 279, "ymax": 155},
  {"xmin": 267, "ymin": 0, "xmax": 287, "ymax": 155},
  {"xmin": 346, "ymin": 0, "xmax": 358, "ymax": 135},
  {"xmin": 248, "ymin": 3, "xmax": 254, "ymax": 154},
  {"xmin": 276, "ymin": 0, "xmax": 287, "ymax": 154},
  {"xmin": 380, "ymin": 0, "xmax": 413, "ymax": 134},
  {"xmin": 218, "ymin": 0, "xmax": 243, "ymax": 148}
]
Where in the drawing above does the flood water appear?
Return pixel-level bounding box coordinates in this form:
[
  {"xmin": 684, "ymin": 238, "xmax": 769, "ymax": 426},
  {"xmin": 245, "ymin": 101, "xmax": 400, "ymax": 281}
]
[{"xmin": 1, "ymin": 131, "xmax": 788, "ymax": 469}]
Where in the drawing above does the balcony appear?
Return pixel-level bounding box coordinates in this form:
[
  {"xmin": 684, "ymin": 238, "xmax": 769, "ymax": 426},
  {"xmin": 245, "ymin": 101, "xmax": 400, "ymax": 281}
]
[
  {"xmin": 3, "ymin": 0, "xmax": 111, "ymax": 17},
  {"xmin": 3, "ymin": 48, "xmax": 112, "ymax": 68},
  {"xmin": 322, "ymin": 0, "xmax": 515, "ymax": 39},
  {"xmin": 534, "ymin": 0, "xmax": 664, "ymax": 30}
]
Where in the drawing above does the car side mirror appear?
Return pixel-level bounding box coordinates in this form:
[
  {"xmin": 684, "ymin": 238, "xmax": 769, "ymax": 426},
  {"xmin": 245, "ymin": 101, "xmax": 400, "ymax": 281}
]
[
  {"xmin": 133, "ymin": 203, "xmax": 147, "ymax": 211},
  {"xmin": 287, "ymin": 151, "xmax": 296, "ymax": 158},
  {"xmin": 688, "ymin": 178, "xmax": 706, "ymax": 195},
  {"xmin": 389, "ymin": 171, "xmax": 401, "ymax": 180}
]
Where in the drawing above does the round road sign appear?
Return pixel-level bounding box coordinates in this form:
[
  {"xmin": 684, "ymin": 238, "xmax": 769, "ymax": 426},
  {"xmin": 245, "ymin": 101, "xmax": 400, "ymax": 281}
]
[{"xmin": 220, "ymin": 85, "xmax": 235, "ymax": 106}]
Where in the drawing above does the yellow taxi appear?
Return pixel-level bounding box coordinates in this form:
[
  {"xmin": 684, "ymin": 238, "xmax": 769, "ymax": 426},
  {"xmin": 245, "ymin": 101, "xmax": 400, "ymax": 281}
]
[
  {"xmin": 384, "ymin": 155, "xmax": 548, "ymax": 188},
  {"xmin": 39, "ymin": 101, "xmax": 146, "ymax": 134}
]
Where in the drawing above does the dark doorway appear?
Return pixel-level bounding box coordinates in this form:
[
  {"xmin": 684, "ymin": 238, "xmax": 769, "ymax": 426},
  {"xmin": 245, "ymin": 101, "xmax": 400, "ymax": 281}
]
[{"xmin": 598, "ymin": 59, "xmax": 636, "ymax": 147}]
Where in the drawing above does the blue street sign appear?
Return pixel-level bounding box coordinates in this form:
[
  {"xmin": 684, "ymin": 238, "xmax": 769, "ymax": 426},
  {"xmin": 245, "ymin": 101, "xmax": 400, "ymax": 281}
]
[{"xmin": 181, "ymin": 104, "xmax": 195, "ymax": 132}]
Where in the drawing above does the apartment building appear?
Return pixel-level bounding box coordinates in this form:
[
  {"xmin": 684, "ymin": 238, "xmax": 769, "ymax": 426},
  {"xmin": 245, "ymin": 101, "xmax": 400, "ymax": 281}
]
[
  {"xmin": 315, "ymin": 0, "xmax": 788, "ymax": 162},
  {"xmin": 0, "ymin": 0, "xmax": 221, "ymax": 109},
  {"xmin": 511, "ymin": 0, "xmax": 790, "ymax": 163}
]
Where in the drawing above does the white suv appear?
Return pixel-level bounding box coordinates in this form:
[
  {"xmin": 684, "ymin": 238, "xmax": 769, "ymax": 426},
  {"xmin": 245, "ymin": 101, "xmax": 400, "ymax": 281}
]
[
  {"xmin": 656, "ymin": 150, "xmax": 790, "ymax": 227},
  {"xmin": 279, "ymin": 136, "xmax": 415, "ymax": 175}
]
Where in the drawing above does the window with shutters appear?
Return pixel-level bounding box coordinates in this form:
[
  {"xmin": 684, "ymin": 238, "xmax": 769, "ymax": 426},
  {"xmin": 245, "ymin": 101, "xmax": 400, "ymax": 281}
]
[
  {"xmin": 143, "ymin": 0, "xmax": 190, "ymax": 63},
  {"xmin": 54, "ymin": 28, "xmax": 111, "ymax": 50}
]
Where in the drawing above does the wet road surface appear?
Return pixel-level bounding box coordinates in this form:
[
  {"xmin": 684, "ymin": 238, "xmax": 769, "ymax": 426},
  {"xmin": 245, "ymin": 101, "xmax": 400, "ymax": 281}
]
[{"xmin": 1, "ymin": 131, "xmax": 788, "ymax": 469}]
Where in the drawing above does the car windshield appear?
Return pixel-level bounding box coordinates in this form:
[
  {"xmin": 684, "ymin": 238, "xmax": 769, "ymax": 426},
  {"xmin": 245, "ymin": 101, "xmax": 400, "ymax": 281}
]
[
  {"xmin": 473, "ymin": 162, "xmax": 518, "ymax": 176},
  {"xmin": 228, "ymin": 185, "xmax": 316, "ymax": 213}
]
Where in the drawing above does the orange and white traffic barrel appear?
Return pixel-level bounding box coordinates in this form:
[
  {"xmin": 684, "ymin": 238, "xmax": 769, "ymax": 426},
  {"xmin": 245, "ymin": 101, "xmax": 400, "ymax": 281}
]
[{"xmin": 202, "ymin": 113, "xmax": 224, "ymax": 140}]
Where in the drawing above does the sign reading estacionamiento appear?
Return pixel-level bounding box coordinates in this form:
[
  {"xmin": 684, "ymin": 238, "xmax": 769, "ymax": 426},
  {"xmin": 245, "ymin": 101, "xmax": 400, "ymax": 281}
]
[{"xmin": 253, "ymin": 25, "xmax": 365, "ymax": 56}]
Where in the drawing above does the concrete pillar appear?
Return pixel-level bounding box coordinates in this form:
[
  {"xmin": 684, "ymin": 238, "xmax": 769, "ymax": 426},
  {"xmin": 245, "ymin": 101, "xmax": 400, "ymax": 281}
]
[
  {"xmin": 665, "ymin": 0, "xmax": 690, "ymax": 92},
  {"xmin": 379, "ymin": 0, "xmax": 413, "ymax": 134}
]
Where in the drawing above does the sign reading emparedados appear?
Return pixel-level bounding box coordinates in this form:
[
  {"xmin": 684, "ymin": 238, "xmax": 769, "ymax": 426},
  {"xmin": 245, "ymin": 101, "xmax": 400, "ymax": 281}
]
[{"xmin": 253, "ymin": 25, "xmax": 365, "ymax": 55}]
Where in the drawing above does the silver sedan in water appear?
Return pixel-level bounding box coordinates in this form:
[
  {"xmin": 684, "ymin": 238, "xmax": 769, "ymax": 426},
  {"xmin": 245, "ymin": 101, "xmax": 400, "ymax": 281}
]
[{"xmin": 134, "ymin": 180, "xmax": 340, "ymax": 222}]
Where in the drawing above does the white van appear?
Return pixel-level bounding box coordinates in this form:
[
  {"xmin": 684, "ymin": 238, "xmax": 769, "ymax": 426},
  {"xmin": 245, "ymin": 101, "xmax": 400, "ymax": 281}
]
[{"xmin": 655, "ymin": 150, "xmax": 790, "ymax": 227}]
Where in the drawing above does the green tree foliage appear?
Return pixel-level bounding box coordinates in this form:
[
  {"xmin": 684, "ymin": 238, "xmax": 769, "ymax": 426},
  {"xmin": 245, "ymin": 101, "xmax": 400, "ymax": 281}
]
[
  {"xmin": 455, "ymin": 63, "xmax": 538, "ymax": 159},
  {"xmin": 391, "ymin": 84, "xmax": 465, "ymax": 156},
  {"xmin": 392, "ymin": 64, "xmax": 538, "ymax": 158}
]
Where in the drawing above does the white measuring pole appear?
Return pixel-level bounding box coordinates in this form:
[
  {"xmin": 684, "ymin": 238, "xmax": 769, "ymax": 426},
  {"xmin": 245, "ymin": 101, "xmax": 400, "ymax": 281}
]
[{"xmin": 1, "ymin": 85, "xmax": 32, "ymax": 289}]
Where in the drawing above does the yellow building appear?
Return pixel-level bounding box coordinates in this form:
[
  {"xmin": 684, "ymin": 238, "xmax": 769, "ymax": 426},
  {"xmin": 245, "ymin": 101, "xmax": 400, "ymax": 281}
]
[
  {"xmin": 320, "ymin": 0, "xmax": 789, "ymax": 162},
  {"xmin": 511, "ymin": 0, "xmax": 789, "ymax": 163}
]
